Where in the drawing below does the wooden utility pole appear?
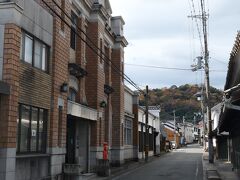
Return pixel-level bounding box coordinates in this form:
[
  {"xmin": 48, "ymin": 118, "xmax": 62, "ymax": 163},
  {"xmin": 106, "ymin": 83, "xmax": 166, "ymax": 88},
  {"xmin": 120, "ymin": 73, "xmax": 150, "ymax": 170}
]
[
  {"xmin": 145, "ymin": 85, "xmax": 149, "ymax": 162},
  {"xmin": 200, "ymin": 0, "xmax": 214, "ymax": 163},
  {"xmin": 183, "ymin": 116, "xmax": 185, "ymax": 141},
  {"xmin": 200, "ymin": 88, "xmax": 206, "ymax": 149},
  {"xmin": 173, "ymin": 110, "xmax": 176, "ymax": 149}
]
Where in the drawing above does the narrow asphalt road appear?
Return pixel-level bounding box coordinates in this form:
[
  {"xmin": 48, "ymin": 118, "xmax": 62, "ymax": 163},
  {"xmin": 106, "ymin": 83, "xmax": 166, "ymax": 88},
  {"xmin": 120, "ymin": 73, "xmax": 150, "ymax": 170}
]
[{"xmin": 114, "ymin": 144, "xmax": 203, "ymax": 180}]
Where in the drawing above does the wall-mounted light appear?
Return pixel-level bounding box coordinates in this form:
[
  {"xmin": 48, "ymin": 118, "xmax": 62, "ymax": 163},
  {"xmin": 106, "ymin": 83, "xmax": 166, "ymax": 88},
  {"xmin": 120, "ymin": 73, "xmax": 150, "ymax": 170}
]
[
  {"xmin": 100, "ymin": 100, "xmax": 107, "ymax": 108},
  {"xmin": 60, "ymin": 82, "xmax": 68, "ymax": 93}
]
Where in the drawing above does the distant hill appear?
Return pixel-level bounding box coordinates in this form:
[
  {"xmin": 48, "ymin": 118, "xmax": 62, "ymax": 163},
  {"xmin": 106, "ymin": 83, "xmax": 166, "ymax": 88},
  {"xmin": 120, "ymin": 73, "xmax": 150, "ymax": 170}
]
[{"xmin": 139, "ymin": 84, "xmax": 223, "ymax": 123}]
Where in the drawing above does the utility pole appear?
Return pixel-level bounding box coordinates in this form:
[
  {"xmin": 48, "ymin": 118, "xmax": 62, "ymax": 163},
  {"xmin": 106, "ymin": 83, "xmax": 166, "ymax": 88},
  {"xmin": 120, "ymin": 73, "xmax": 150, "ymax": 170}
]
[
  {"xmin": 200, "ymin": 0, "xmax": 214, "ymax": 163},
  {"xmin": 200, "ymin": 89, "xmax": 206, "ymax": 149},
  {"xmin": 183, "ymin": 116, "xmax": 185, "ymax": 143},
  {"xmin": 145, "ymin": 85, "xmax": 149, "ymax": 162},
  {"xmin": 173, "ymin": 110, "xmax": 176, "ymax": 149},
  {"xmin": 158, "ymin": 105, "xmax": 161, "ymax": 153}
]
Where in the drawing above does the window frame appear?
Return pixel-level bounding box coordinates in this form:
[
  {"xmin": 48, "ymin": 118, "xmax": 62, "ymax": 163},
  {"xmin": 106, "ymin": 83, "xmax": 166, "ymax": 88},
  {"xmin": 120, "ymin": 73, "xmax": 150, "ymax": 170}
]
[
  {"xmin": 124, "ymin": 117, "xmax": 133, "ymax": 145},
  {"xmin": 68, "ymin": 88, "xmax": 77, "ymax": 102},
  {"xmin": 20, "ymin": 31, "xmax": 49, "ymax": 73},
  {"xmin": 70, "ymin": 11, "xmax": 78, "ymax": 50},
  {"xmin": 17, "ymin": 103, "xmax": 48, "ymax": 154}
]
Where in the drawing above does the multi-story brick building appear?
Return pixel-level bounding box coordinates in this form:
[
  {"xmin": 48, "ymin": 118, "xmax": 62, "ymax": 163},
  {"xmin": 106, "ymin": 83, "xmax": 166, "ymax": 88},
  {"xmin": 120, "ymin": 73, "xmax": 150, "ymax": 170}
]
[{"xmin": 0, "ymin": 0, "xmax": 127, "ymax": 179}]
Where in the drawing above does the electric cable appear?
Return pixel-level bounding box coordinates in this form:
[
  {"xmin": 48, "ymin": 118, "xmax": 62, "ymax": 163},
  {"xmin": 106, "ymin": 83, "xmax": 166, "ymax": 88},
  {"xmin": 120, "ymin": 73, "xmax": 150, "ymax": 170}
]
[
  {"xmin": 190, "ymin": 0, "xmax": 204, "ymax": 54},
  {"xmin": 124, "ymin": 63, "xmax": 226, "ymax": 72},
  {"xmin": 50, "ymin": 0, "xmax": 142, "ymax": 93},
  {"xmin": 42, "ymin": 0, "xmax": 144, "ymax": 93}
]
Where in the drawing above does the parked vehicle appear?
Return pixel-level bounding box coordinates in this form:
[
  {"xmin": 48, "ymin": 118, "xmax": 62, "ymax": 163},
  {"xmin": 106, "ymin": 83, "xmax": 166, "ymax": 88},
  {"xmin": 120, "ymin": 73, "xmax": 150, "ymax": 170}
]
[{"xmin": 171, "ymin": 141, "xmax": 177, "ymax": 149}]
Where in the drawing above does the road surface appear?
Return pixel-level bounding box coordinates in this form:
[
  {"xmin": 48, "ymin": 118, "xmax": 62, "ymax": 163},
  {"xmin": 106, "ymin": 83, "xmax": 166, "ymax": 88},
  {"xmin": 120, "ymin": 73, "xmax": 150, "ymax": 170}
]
[{"xmin": 114, "ymin": 144, "xmax": 203, "ymax": 180}]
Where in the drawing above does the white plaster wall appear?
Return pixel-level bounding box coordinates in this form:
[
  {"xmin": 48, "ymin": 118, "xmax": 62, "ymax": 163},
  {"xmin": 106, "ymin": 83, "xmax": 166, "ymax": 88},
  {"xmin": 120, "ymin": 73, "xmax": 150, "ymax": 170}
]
[{"xmin": 124, "ymin": 90, "xmax": 133, "ymax": 114}]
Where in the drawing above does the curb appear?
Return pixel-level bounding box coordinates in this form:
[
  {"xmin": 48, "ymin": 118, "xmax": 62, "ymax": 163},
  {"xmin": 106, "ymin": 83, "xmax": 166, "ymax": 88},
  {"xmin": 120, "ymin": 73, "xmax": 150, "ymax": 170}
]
[{"xmin": 202, "ymin": 152, "xmax": 221, "ymax": 180}]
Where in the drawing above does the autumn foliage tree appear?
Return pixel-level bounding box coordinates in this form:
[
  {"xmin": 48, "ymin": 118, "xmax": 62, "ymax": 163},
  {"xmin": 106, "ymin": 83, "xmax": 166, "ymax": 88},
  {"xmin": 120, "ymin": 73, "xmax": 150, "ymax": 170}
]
[{"xmin": 139, "ymin": 84, "xmax": 223, "ymax": 123}]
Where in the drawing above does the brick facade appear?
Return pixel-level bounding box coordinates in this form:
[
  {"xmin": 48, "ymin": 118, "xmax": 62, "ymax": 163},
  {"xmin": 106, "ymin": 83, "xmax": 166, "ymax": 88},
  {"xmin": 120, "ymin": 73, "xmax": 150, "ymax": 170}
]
[
  {"xmin": 0, "ymin": 0, "xmax": 128, "ymax": 178},
  {"xmin": 48, "ymin": 0, "xmax": 71, "ymax": 149},
  {"xmin": 111, "ymin": 48, "xmax": 124, "ymax": 147},
  {"xmin": 76, "ymin": 17, "xmax": 87, "ymax": 104},
  {"xmin": 104, "ymin": 47, "xmax": 112, "ymax": 145},
  {"xmin": 0, "ymin": 24, "xmax": 21, "ymax": 149},
  {"xmin": 86, "ymin": 21, "xmax": 106, "ymax": 147}
]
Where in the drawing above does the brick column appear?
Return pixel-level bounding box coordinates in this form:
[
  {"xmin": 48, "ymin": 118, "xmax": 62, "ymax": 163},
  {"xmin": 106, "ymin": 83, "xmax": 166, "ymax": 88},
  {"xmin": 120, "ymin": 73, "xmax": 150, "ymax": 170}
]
[
  {"xmin": 76, "ymin": 17, "xmax": 87, "ymax": 104},
  {"xmin": 46, "ymin": 0, "xmax": 71, "ymax": 177},
  {"xmin": 0, "ymin": 23, "xmax": 21, "ymax": 180},
  {"xmin": 111, "ymin": 48, "xmax": 125, "ymax": 166},
  {"xmin": 86, "ymin": 21, "xmax": 100, "ymax": 147},
  {"xmin": 104, "ymin": 47, "xmax": 112, "ymax": 146},
  {"xmin": 86, "ymin": 20, "xmax": 106, "ymax": 169}
]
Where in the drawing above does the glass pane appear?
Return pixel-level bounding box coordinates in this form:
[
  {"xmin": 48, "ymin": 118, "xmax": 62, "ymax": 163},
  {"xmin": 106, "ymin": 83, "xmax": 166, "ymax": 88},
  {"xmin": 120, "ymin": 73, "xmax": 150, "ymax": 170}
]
[
  {"xmin": 41, "ymin": 45, "xmax": 46, "ymax": 71},
  {"xmin": 34, "ymin": 40, "xmax": 41, "ymax": 69},
  {"xmin": 124, "ymin": 128, "xmax": 127, "ymax": 144},
  {"xmin": 31, "ymin": 107, "xmax": 38, "ymax": 151},
  {"xmin": 24, "ymin": 35, "xmax": 33, "ymax": 64},
  {"xmin": 70, "ymin": 28, "xmax": 76, "ymax": 49},
  {"xmin": 38, "ymin": 109, "xmax": 44, "ymax": 151},
  {"xmin": 20, "ymin": 105, "xmax": 30, "ymax": 152},
  {"xmin": 71, "ymin": 11, "xmax": 77, "ymax": 25},
  {"xmin": 68, "ymin": 88, "xmax": 77, "ymax": 102}
]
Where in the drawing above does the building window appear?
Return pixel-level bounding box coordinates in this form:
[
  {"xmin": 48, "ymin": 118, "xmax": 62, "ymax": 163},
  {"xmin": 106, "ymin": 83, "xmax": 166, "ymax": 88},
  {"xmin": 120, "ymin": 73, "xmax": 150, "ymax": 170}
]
[
  {"xmin": 70, "ymin": 11, "xmax": 77, "ymax": 50},
  {"xmin": 17, "ymin": 104, "xmax": 47, "ymax": 153},
  {"xmin": 58, "ymin": 106, "xmax": 63, "ymax": 147},
  {"xmin": 21, "ymin": 31, "xmax": 49, "ymax": 72},
  {"xmin": 68, "ymin": 88, "xmax": 77, "ymax": 102},
  {"xmin": 124, "ymin": 117, "xmax": 132, "ymax": 145},
  {"xmin": 100, "ymin": 39, "xmax": 103, "ymax": 63}
]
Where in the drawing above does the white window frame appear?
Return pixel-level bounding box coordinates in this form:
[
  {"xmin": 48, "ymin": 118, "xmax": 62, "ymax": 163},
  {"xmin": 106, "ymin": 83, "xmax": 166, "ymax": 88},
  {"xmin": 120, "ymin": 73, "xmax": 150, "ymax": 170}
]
[{"xmin": 21, "ymin": 31, "xmax": 49, "ymax": 72}]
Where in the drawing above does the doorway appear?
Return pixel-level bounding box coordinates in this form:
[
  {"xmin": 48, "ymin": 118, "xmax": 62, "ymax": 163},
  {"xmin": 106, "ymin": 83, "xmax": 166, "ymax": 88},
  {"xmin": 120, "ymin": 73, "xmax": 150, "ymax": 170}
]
[{"xmin": 66, "ymin": 117, "xmax": 76, "ymax": 163}]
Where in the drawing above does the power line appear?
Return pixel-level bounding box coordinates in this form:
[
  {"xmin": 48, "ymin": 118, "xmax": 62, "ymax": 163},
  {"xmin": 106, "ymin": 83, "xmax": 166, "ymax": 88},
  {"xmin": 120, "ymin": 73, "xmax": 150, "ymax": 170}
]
[
  {"xmin": 125, "ymin": 63, "xmax": 226, "ymax": 72},
  {"xmin": 52, "ymin": 0, "xmax": 142, "ymax": 92},
  {"xmin": 125, "ymin": 63, "xmax": 191, "ymax": 71},
  {"xmin": 42, "ymin": 0, "xmax": 144, "ymax": 93},
  {"xmin": 187, "ymin": 0, "xmax": 196, "ymax": 62},
  {"xmin": 189, "ymin": 0, "xmax": 204, "ymax": 54}
]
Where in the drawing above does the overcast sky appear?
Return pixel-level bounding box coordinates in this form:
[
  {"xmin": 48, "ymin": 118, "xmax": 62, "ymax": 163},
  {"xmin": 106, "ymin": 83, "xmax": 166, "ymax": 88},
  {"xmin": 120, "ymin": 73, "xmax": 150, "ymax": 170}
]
[{"xmin": 110, "ymin": 0, "xmax": 240, "ymax": 90}]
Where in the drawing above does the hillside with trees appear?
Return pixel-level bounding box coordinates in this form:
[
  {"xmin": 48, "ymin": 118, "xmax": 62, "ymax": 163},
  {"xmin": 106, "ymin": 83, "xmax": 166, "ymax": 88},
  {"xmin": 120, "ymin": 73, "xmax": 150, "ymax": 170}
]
[{"xmin": 139, "ymin": 84, "xmax": 223, "ymax": 123}]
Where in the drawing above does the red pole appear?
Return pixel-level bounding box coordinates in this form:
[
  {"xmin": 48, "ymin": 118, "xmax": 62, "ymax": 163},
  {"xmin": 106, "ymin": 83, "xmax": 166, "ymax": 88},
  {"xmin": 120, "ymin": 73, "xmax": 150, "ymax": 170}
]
[{"xmin": 103, "ymin": 142, "xmax": 108, "ymax": 160}]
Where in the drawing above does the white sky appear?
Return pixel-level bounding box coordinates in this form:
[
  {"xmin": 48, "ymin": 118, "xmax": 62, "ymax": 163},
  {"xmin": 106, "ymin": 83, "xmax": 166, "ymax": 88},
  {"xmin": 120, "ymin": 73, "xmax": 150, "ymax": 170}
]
[{"xmin": 110, "ymin": 0, "xmax": 240, "ymax": 90}]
